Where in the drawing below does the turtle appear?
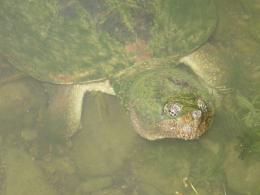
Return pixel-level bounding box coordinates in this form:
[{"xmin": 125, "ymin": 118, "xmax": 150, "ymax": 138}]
[
  {"xmin": 0, "ymin": 0, "xmax": 223, "ymax": 141},
  {"xmin": 0, "ymin": 58, "xmax": 25, "ymax": 86}
]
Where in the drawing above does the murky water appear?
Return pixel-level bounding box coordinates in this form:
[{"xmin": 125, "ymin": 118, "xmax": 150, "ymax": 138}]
[{"xmin": 0, "ymin": 0, "xmax": 260, "ymax": 195}]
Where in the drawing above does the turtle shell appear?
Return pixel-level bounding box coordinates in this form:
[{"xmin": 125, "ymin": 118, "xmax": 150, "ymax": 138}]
[{"xmin": 0, "ymin": 0, "xmax": 216, "ymax": 84}]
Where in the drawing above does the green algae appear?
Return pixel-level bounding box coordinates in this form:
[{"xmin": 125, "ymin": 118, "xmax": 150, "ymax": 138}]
[
  {"xmin": 224, "ymin": 143, "xmax": 260, "ymax": 194},
  {"xmin": 0, "ymin": 0, "xmax": 216, "ymax": 83}
]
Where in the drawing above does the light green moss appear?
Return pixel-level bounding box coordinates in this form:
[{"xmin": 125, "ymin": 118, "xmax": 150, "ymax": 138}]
[{"xmin": 0, "ymin": 0, "xmax": 216, "ymax": 83}]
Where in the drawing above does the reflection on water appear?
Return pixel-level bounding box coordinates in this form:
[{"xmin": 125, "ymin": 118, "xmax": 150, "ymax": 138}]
[{"xmin": 0, "ymin": 1, "xmax": 260, "ymax": 195}]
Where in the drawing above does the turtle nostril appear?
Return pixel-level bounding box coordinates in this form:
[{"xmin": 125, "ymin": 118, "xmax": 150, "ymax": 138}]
[
  {"xmin": 164, "ymin": 102, "xmax": 183, "ymax": 117},
  {"xmin": 192, "ymin": 110, "xmax": 202, "ymax": 119}
]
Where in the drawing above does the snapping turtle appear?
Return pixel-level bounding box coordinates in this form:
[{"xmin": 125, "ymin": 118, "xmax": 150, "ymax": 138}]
[{"xmin": 0, "ymin": 0, "xmax": 220, "ymax": 140}]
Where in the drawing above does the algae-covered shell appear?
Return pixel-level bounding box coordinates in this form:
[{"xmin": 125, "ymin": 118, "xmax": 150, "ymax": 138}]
[{"xmin": 0, "ymin": 0, "xmax": 216, "ymax": 84}]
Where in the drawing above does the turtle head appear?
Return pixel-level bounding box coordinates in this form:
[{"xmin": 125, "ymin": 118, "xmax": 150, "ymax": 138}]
[
  {"xmin": 158, "ymin": 95, "xmax": 213, "ymax": 140},
  {"xmin": 114, "ymin": 67, "xmax": 214, "ymax": 140}
]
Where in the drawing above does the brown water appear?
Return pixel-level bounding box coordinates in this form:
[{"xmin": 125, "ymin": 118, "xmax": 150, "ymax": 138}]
[{"xmin": 0, "ymin": 0, "xmax": 260, "ymax": 195}]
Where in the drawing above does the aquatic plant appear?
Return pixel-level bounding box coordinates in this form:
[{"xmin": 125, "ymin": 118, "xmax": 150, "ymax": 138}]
[{"xmin": 235, "ymin": 93, "xmax": 260, "ymax": 159}]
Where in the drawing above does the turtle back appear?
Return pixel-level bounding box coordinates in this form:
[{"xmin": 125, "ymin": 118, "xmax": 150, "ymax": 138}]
[{"xmin": 0, "ymin": 0, "xmax": 216, "ymax": 84}]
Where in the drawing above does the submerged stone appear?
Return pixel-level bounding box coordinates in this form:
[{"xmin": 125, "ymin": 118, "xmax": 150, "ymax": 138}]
[
  {"xmin": 224, "ymin": 143, "xmax": 260, "ymax": 194},
  {"xmin": 21, "ymin": 128, "xmax": 38, "ymax": 141},
  {"xmin": 70, "ymin": 93, "xmax": 136, "ymax": 176},
  {"xmin": 0, "ymin": 78, "xmax": 46, "ymax": 132},
  {"xmin": 76, "ymin": 177, "xmax": 113, "ymax": 194},
  {"xmin": 3, "ymin": 147, "xmax": 58, "ymax": 195}
]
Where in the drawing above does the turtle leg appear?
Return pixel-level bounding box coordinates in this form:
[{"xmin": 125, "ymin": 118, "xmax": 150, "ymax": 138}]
[
  {"xmin": 40, "ymin": 80, "xmax": 115, "ymax": 140},
  {"xmin": 180, "ymin": 43, "xmax": 232, "ymax": 92},
  {"xmin": 180, "ymin": 43, "xmax": 233, "ymax": 108}
]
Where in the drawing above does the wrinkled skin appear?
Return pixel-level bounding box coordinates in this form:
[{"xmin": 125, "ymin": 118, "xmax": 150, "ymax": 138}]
[
  {"xmin": 113, "ymin": 67, "xmax": 214, "ymax": 140},
  {"xmin": 0, "ymin": 0, "xmax": 218, "ymax": 140}
]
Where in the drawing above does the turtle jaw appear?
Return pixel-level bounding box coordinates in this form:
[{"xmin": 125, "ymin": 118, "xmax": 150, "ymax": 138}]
[
  {"xmin": 129, "ymin": 102, "xmax": 214, "ymax": 141},
  {"xmin": 157, "ymin": 110, "xmax": 213, "ymax": 140}
]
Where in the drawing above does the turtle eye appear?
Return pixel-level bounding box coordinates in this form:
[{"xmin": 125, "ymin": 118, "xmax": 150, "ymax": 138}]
[
  {"xmin": 197, "ymin": 98, "xmax": 207, "ymax": 112},
  {"xmin": 163, "ymin": 102, "xmax": 183, "ymax": 117}
]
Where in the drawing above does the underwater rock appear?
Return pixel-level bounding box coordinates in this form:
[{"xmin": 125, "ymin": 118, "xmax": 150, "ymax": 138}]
[
  {"xmin": 91, "ymin": 188, "xmax": 125, "ymax": 195},
  {"xmin": 89, "ymin": 182, "xmax": 162, "ymax": 195},
  {"xmin": 70, "ymin": 93, "xmax": 136, "ymax": 176},
  {"xmin": 129, "ymin": 143, "xmax": 192, "ymax": 195},
  {"xmin": 38, "ymin": 156, "xmax": 78, "ymax": 195},
  {"xmin": 40, "ymin": 157, "xmax": 75, "ymax": 176},
  {"xmin": 3, "ymin": 147, "xmax": 58, "ymax": 195},
  {"xmin": 0, "ymin": 151, "xmax": 5, "ymax": 195},
  {"xmin": 0, "ymin": 78, "xmax": 46, "ymax": 132},
  {"xmin": 76, "ymin": 177, "xmax": 113, "ymax": 194},
  {"xmin": 224, "ymin": 143, "xmax": 260, "ymax": 194},
  {"xmin": 21, "ymin": 128, "xmax": 38, "ymax": 141},
  {"xmin": 200, "ymin": 138, "xmax": 220, "ymax": 155}
]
